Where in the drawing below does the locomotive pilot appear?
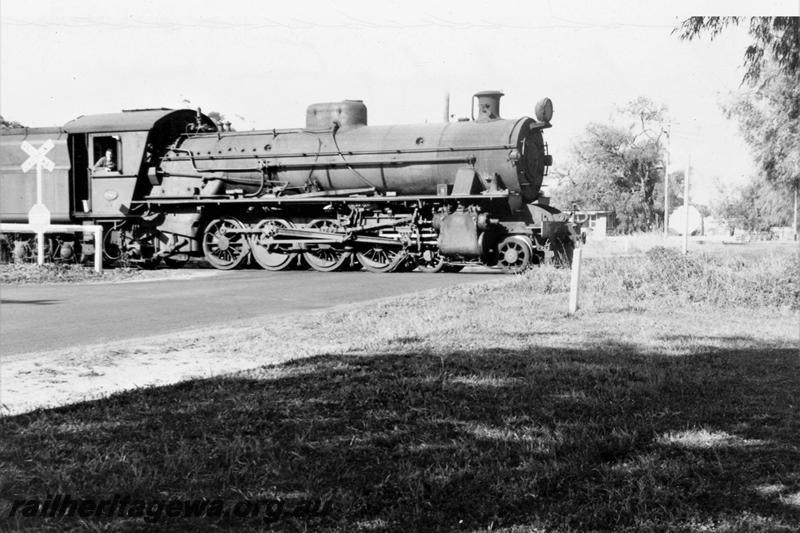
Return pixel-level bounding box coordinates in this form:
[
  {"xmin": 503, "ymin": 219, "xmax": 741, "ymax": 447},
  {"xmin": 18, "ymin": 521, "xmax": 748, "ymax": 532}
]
[{"xmin": 93, "ymin": 148, "xmax": 116, "ymax": 172}]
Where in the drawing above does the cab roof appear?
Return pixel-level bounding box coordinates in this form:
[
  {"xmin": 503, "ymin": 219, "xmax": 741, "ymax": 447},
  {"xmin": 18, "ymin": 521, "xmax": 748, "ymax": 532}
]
[{"xmin": 63, "ymin": 109, "xmax": 208, "ymax": 133}]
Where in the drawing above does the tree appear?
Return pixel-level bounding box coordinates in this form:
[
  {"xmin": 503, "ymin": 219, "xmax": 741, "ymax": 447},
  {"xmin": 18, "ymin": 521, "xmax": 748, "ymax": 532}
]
[
  {"xmin": 653, "ymin": 169, "xmax": 686, "ymax": 216},
  {"xmin": 712, "ymin": 178, "xmax": 794, "ymax": 232},
  {"xmin": 676, "ymin": 17, "xmax": 799, "ymax": 234},
  {"xmin": 206, "ymin": 111, "xmax": 235, "ymax": 131},
  {"xmin": 551, "ymin": 97, "xmax": 671, "ymax": 234},
  {"xmin": 1, "ymin": 115, "xmax": 24, "ymax": 128},
  {"xmin": 675, "ymin": 17, "xmax": 800, "ymax": 84},
  {"xmin": 722, "ymin": 62, "xmax": 800, "ymax": 193}
]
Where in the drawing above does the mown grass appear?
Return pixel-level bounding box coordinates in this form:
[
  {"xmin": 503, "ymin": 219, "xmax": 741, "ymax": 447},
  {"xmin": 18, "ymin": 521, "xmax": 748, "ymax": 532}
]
[
  {"xmin": 0, "ymin": 247, "xmax": 798, "ymax": 532},
  {"xmin": 1, "ymin": 339, "xmax": 798, "ymax": 532}
]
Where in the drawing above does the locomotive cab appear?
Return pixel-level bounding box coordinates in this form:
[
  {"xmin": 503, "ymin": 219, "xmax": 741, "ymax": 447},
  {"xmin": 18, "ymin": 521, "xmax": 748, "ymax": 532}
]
[{"xmin": 64, "ymin": 109, "xmax": 213, "ymax": 218}]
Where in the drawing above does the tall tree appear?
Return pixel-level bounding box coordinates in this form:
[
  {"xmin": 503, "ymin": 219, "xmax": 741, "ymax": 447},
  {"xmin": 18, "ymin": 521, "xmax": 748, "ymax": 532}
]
[
  {"xmin": 676, "ymin": 17, "xmax": 799, "ymax": 234},
  {"xmin": 675, "ymin": 17, "xmax": 800, "ymax": 84},
  {"xmin": 551, "ymin": 97, "xmax": 671, "ymax": 234},
  {"xmin": 722, "ymin": 61, "xmax": 800, "ymax": 192}
]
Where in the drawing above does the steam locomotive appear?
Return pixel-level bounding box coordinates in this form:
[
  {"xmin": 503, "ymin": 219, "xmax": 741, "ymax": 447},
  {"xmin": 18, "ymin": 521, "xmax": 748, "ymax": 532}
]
[{"xmin": 0, "ymin": 91, "xmax": 579, "ymax": 273}]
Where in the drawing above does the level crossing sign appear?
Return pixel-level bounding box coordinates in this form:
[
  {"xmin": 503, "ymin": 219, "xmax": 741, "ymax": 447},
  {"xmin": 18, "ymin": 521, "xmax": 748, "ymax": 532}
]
[
  {"xmin": 20, "ymin": 140, "xmax": 55, "ymax": 261},
  {"xmin": 21, "ymin": 139, "xmax": 55, "ymax": 173}
]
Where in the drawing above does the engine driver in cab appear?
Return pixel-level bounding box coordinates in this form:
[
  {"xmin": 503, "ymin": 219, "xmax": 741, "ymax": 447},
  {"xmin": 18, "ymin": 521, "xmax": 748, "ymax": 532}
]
[{"xmin": 93, "ymin": 148, "xmax": 116, "ymax": 173}]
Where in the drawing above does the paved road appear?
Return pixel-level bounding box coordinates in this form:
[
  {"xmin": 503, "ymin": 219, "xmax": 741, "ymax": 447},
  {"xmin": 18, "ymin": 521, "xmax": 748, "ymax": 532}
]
[{"xmin": 0, "ymin": 269, "xmax": 498, "ymax": 356}]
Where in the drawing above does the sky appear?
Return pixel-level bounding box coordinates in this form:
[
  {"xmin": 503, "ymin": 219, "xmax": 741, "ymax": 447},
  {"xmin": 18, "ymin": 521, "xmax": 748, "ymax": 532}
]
[{"xmin": 1, "ymin": 0, "xmax": 797, "ymax": 204}]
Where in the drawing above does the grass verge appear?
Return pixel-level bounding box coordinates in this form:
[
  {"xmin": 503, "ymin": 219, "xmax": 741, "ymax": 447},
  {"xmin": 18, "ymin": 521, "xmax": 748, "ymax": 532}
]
[
  {"xmin": 584, "ymin": 246, "xmax": 800, "ymax": 310},
  {"xmin": 0, "ymin": 250, "xmax": 798, "ymax": 532}
]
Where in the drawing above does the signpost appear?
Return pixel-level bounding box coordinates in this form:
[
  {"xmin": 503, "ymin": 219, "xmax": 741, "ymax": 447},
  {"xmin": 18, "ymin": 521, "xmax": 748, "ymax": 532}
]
[
  {"xmin": 568, "ymin": 247, "xmax": 583, "ymax": 315},
  {"xmin": 683, "ymin": 155, "xmax": 690, "ymax": 255},
  {"xmin": 21, "ymin": 140, "xmax": 55, "ymax": 265},
  {"xmin": 663, "ymin": 125, "xmax": 670, "ymax": 238}
]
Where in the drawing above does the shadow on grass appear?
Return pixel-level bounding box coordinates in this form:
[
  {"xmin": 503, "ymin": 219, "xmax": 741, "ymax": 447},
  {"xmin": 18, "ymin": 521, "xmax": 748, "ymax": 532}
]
[
  {"xmin": 0, "ymin": 298, "xmax": 60, "ymax": 305},
  {"xmin": 1, "ymin": 341, "xmax": 799, "ymax": 532}
]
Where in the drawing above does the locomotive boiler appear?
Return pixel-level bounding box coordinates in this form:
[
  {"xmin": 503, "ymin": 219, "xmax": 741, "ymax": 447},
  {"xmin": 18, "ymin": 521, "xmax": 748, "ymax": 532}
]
[{"xmin": 0, "ymin": 91, "xmax": 579, "ymax": 273}]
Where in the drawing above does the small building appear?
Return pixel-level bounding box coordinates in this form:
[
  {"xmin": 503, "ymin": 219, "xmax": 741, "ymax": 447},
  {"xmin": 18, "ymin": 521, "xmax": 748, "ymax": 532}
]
[{"xmin": 573, "ymin": 210, "xmax": 616, "ymax": 238}]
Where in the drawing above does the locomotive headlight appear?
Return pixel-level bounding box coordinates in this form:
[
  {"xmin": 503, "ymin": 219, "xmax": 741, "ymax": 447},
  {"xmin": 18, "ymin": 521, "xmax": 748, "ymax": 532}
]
[{"xmin": 535, "ymin": 98, "xmax": 553, "ymax": 123}]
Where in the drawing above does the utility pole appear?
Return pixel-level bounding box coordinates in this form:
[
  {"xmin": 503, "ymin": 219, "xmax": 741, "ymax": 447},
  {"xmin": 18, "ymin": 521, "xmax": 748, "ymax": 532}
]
[
  {"xmin": 683, "ymin": 155, "xmax": 690, "ymax": 254},
  {"xmin": 663, "ymin": 125, "xmax": 671, "ymax": 238}
]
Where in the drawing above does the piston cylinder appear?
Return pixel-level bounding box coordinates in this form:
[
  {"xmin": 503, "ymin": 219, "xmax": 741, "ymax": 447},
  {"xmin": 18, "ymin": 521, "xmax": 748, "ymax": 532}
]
[{"xmin": 438, "ymin": 212, "xmax": 482, "ymax": 256}]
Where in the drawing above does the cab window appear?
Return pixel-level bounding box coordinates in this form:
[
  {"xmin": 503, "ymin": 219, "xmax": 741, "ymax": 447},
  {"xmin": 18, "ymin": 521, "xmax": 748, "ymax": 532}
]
[{"xmin": 91, "ymin": 135, "xmax": 122, "ymax": 174}]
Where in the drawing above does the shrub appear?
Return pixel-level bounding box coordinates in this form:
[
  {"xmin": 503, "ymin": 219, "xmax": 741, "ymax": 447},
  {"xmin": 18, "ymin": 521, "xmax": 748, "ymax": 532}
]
[{"xmin": 589, "ymin": 246, "xmax": 800, "ymax": 309}]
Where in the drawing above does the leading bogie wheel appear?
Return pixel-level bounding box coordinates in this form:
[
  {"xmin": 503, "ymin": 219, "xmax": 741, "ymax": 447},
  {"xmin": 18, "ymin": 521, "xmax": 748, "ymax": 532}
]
[
  {"xmin": 249, "ymin": 219, "xmax": 297, "ymax": 271},
  {"xmin": 202, "ymin": 217, "xmax": 250, "ymax": 270},
  {"xmin": 497, "ymin": 235, "xmax": 533, "ymax": 274},
  {"xmin": 302, "ymin": 219, "xmax": 351, "ymax": 272},
  {"xmin": 417, "ymin": 249, "xmax": 445, "ymax": 273}
]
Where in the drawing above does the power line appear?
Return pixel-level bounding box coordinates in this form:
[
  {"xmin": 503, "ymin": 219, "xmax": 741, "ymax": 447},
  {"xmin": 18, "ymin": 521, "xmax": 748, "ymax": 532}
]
[{"xmin": 2, "ymin": 15, "xmax": 677, "ymax": 32}]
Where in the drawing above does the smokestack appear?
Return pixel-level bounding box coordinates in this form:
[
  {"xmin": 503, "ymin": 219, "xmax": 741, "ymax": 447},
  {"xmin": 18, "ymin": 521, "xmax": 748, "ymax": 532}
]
[
  {"xmin": 443, "ymin": 92, "xmax": 450, "ymax": 123},
  {"xmin": 473, "ymin": 90, "xmax": 504, "ymax": 122}
]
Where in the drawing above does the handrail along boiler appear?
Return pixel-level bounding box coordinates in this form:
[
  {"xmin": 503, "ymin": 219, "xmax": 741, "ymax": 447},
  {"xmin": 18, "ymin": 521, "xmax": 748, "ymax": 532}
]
[{"xmin": 0, "ymin": 91, "xmax": 579, "ymax": 272}]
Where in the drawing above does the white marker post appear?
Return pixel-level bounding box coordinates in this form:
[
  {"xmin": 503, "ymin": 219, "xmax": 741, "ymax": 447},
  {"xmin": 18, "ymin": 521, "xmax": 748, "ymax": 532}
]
[
  {"xmin": 21, "ymin": 140, "xmax": 55, "ymax": 265},
  {"xmin": 568, "ymin": 247, "xmax": 583, "ymax": 315},
  {"xmin": 683, "ymin": 155, "xmax": 690, "ymax": 255},
  {"xmin": 663, "ymin": 125, "xmax": 670, "ymax": 238}
]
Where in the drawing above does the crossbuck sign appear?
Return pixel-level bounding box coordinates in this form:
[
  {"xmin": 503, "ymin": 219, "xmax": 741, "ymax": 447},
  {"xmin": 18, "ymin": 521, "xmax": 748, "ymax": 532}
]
[
  {"xmin": 21, "ymin": 139, "xmax": 55, "ymax": 174},
  {"xmin": 21, "ymin": 140, "xmax": 55, "ymax": 263}
]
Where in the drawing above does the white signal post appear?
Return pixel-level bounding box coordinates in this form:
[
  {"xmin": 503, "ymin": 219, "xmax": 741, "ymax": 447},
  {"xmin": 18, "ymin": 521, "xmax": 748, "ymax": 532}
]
[
  {"xmin": 21, "ymin": 140, "xmax": 55, "ymax": 265},
  {"xmin": 568, "ymin": 247, "xmax": 583, "ymax": 315},
  {"xmin": 663, "ymin": 126, "xmax": 670, "ymax": 238},
  {"xmin": 683, "ymin": 155, "xmax": 690, "ymax": 255}
]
